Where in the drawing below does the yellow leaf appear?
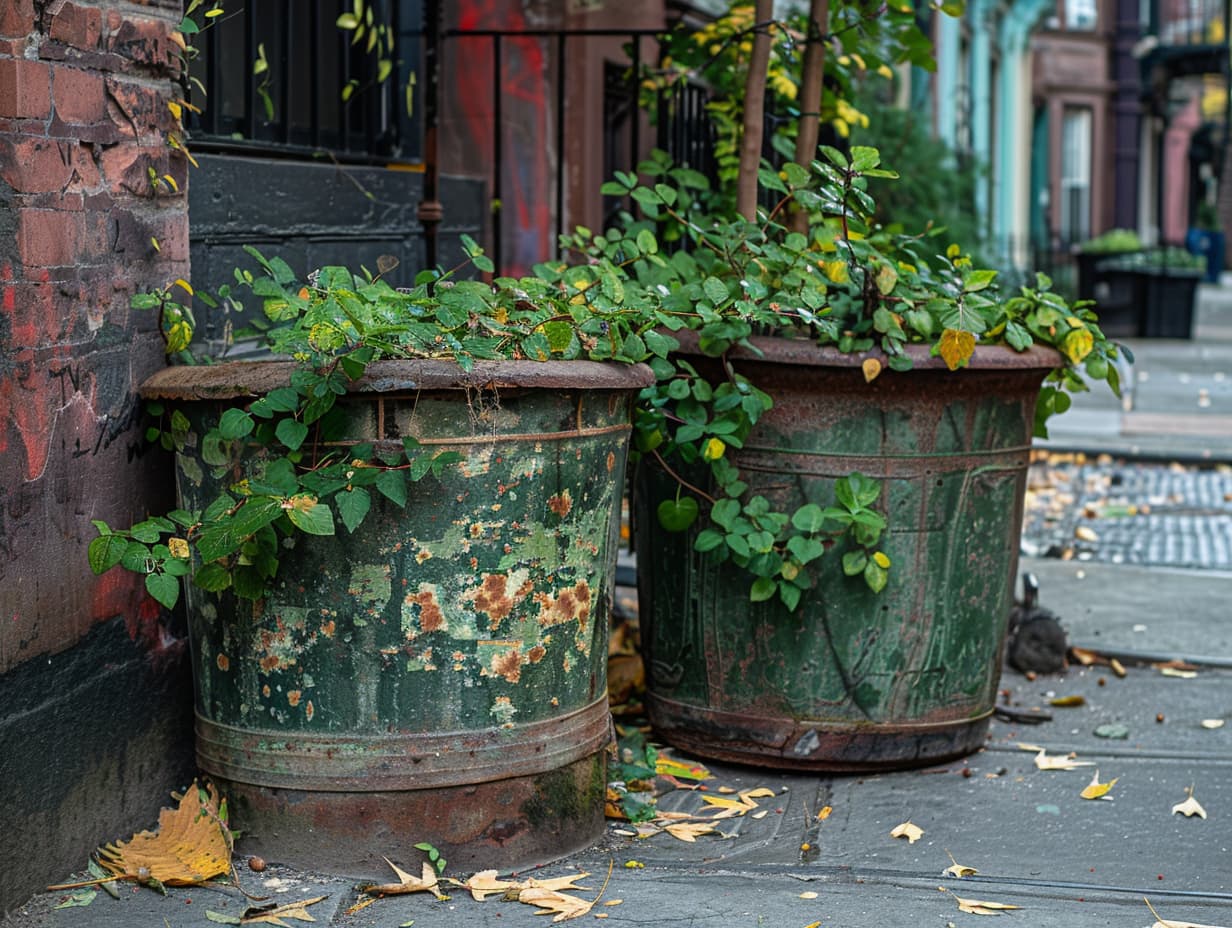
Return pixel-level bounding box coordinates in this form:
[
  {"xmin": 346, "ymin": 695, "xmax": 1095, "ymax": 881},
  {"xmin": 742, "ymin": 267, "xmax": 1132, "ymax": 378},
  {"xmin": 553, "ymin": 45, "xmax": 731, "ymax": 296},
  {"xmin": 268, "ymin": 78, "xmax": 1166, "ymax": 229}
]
[
  {"xmin": 1201, "ymin": 719, "xmax": 1225, "ymax": 729},
  {"xmin": 799, "ymin": 891, "xmax": 819, "ymax": 899},
  {"xmin": 944, "ymin": 849, "xmax": 977, "ymax": 878},
  {"xmin": 1049, "ymin": 695, "xmax": 1086, "ymax": 707},
  {"xmin": 701, "ymin": 437, "xmax": 726, "ymax": 461},
  {"xmin": 517, "ymin": 887, "xmax": 593, "ymax": 922},
  {"xmin": 1033, "ymin": 748, "xmax": 1095, "ymax": 771},
  {"xmin": 173, "ymin": 278, "xmax": 194, "ymax": 296},
  {"xmin": 362, "ymin": 859, "xmax": 445, "ymax": 899},
  {"xmin": 1161, "ymin": 667, "xmax": 1198, "ymax": 679},
  {"xmin": 872, "ymin": 551, "xmax": 891, "ymax": 569},
  {"xmin": 823, "ymin": 260, "xmax": 849, "ymax": 284},
  {"xmin": 168, "ymin": 538, "xmax": 190, "ymax": 559},
  {"xmin": 938, "ymin": 329, "xmax": 975, "ymax": 371},
  {"xmin": 946, "ymin": 243, "xmax": 961, "ymax": 259},
  {"xmin": 167, "ymin": 100, "xmax": 182, "ymax": 120},
  {"xmin": 654, "ymin": 754, "xmax": 710, "ymax": 781},
  {"xmin": 663, "ymin": 822, "xmax": 719, "ymax": 843},
  {"xmin": 161, "ymin": 173, "xmax": 179, "ymax": 193},
  {"xmin": 1062, "ymin": 328, "xmax": 1095, "ymax": 364},
  {"xmin": 1145, "ymin": 897, "xmax": 1228, "ymax": 927},
  {"xmin": 740, "ymin": 788, "xmax": 775, "ymax": 799},
  {"xmin": 954, "ymin": 894, "xmax": 1023, "ymax": 915},
  {"xmin": 875, "ymin": 263, "xmax": 898, "ymax": 295},
  {"xmin": 816, "ymin": 805, "xmax": 833, "ymax": 821},
  {"xmin": 241, "ymin": 895, "xmax": 329, "ymax": 925},
  {"xmin": 94, "ymin": 780, "xmax": 231, "ymax": 886},
  {"xmin": 1080, "ymin": 770, "xmax": 1119, "ymax": 800},
  {"xmin": 890, "ymin": 821, "xmax": 923, "ymax": 844},
  {"xmin": 862, "ymin": 357, "xmax": 882, "ymax": 383},
  {"xmin": 1171, "ymin": 786, "xmax": 1207, "ymax": 819}
]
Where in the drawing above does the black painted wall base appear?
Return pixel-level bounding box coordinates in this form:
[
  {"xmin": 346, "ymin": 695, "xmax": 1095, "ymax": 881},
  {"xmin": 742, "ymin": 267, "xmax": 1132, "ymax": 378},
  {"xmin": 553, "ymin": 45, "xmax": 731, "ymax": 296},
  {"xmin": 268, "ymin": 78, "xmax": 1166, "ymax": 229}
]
[{"xmin": 0, "ymin": 619, "xmax": 195, "ymax": 915}]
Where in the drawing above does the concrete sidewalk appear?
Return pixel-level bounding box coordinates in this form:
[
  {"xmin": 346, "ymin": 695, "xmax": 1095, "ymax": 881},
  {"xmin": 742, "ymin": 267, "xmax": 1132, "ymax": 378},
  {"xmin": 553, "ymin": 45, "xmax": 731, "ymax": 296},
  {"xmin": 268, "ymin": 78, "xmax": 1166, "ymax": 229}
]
[{"xmin": 8, "ymin": 285, "xmax": 1232, "ymax": 928}]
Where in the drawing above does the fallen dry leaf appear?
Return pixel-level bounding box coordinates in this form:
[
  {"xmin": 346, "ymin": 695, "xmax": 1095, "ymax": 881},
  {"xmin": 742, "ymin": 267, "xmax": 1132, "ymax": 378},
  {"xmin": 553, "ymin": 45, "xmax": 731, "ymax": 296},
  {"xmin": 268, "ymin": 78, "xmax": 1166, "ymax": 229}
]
[
  {"xmin": 663, "ymin": 822, "xmax": 720, "ymax": 843},
  {"xmin": 655, "ymin": 753, "xmax": 711, "ymax": 782},
  {"xmin": 455, "ymin": 870, "xmax": 591, "ymax": 902},
  {"xmin": 1050, "ymin": 695, "xmax": 1086, "ymax": 708},
  {"xmin": 1160, "ymin": 667, "xmax": 1198, "ymax": 679},
  {"xmin": 362, "ymin": 859, "xmax": 444, "ymax": 899},
  {"xmin": 1080, "ymin": 770, "xmax": 1119, "ymax": 800},
  {"xmin": 241, "ymin": 895, "xmax": 329, "ymax": 926},
  {"xmin": 1068, "ymin": 647, "xmax": 1102, "ymax": 667},
  {"xmin": 1074, "ymin": 526, "xmax": 1099, "ymax": 542},
  {"xmin": 944, "ymin": 850, "xmax": 978, "ymax": 878},
  {"xmin": 701, "ymin": 787, "xmax": 775, "ymax": 819},
  {"xmin": 1034, "ymin": 749, "xmax": 1095, "ymax": 771},
  {"xmin": 955, "ymin": 894, "xmax": 1023, "ymax": 916},
  {"xmin": 1110, "ymin": 658, "xmax": 1128, "ymax": 677},
  {"xmin": 890, "ymin": 821, "xmax": 924, "ymax": 844},
  {"xmin": 1201, "ymin": 719, "xmax": 1226, "ymax": 730},
  {"xmin": 799, "ymin": 891, "xmax": 819, "ymax": 899},
  {"xmin": 1172, "ymin": 786, "xmax": 1207, "ymax": 819},
  {"xmin": 519, "ymin": 887, "xmax": 593, "ymax": 922},
  {"xmin": 92, "ymin": 780, "xmax": 230, "ymax": 887},
  {"xmin": 816, "ymin": 805, "xmax": 833, "ymax": 822}
]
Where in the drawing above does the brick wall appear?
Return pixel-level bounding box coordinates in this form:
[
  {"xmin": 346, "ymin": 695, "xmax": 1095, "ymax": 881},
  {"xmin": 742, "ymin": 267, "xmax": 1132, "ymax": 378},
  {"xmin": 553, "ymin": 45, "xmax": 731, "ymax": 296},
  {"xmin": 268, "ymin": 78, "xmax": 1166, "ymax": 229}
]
[{"xmin": 0, "ymin": 0, "xmax": 195, "ymax": 912}]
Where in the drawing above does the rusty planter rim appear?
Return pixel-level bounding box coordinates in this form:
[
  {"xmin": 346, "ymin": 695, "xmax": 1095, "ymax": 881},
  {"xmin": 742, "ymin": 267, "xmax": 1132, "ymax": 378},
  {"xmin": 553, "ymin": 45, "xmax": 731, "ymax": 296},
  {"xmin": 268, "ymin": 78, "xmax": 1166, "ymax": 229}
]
[
  {"xmin": 196, "ymin": 695, "xmax": 612, "ymax": 792},
  {"xmin": 140, "ymin": 358, "xmax": 655, "ymax": 401},
  {"xmin": 669, "ymin": 329, "xmax": 1065, "ymax": 372}
]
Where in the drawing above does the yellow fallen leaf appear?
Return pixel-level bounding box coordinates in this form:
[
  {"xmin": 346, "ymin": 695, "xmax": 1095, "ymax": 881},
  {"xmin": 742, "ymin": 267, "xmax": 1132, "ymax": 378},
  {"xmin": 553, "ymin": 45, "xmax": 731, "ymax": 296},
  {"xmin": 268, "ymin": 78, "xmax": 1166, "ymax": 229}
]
[
  {"xmin": 799, "ymin": 891, "xmax": 819, "ymax": 899},
  {"xmin": 954, "ymin": 894, "xmax": 1023, "ymax": 915},
  {"xmin": 663, "ymin": 822, "xmax": 719, "ymax": 843},
  {"xmin": 1080, "ymin": 770, "xmax": 1119, "ymax": 800},
  {"xmin": 457, "ymin": 870, "xmax": 517, "ymax": 901},
  {"xmin": 518, "ymin": 887, "xmax": 593, "ymax": 922},
  {"xmin": 241, "ymin": 895, "xmax": 329, "ymax": 926},
  {"xmin": 1172, "ymin": 786, "xmax": 1207, "ymax": 819},
  {"xmin": 944, "ymin": 850, "xmax": 977, "ymax": 878},
  {"xmin": 1201, "ymin": 719, "xmax": 1225, "ymax": 729},
  {"xmin": 740, "ymin": 788, "xmax": 776, "ymax": 799},
  {"xmin": 938, "ymin": 328, "xmax": 975, "ymax": 371},
  {"xmin": 816, "ymin": 806, "xmax": 833, "ymax": 821},
  {"xmin": 363, "ymin": 859, "xmax": 445, "ymax": 899},
  {"xmin": 1075, "ymin": 525, "xmax": 1099, "ymax": 542},
  {"xmin": 1034, "ymin": 749, "xmax": 1095, "ymax": 771},
  {"xmin": 1161, "ymin": 667, "xmax": 1198, "ymax": 679},
  {"xmin": 890, "ymin": 821, "xmax": 923, "ymax": 844},
  {"xmin": 862, "ymin": 357, "xmax": 882, "ymax": 383},
  {"xmin": 1110, "ymin": 658, "xmax": 1128, "ymax": 677},
  {"xmin": 92, "ymin": 781, "xmax": 231, "ymax": 887},
  {"xmin": 1050, "ymin": 695, "xmax": 1086, "ymax": 707},
  {"xmin": 603, "ymin": 900, "xmax": 623, "ymax": 907},
  {"xmin": 750, "ymin": 810, "xmax": 769, "ymax": 820}
]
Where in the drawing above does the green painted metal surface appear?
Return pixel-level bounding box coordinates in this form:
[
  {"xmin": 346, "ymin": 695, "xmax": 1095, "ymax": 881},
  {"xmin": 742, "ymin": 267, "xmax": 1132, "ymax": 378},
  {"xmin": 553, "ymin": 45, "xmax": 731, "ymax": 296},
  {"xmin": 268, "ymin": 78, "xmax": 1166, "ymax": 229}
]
[
  {"xmin": 635, "ymin": 341, "xmax": 1059, "ymax": 771},
  {"xmin": 147, "ymin": 359, "xmax": 649, "ymax": 872}
]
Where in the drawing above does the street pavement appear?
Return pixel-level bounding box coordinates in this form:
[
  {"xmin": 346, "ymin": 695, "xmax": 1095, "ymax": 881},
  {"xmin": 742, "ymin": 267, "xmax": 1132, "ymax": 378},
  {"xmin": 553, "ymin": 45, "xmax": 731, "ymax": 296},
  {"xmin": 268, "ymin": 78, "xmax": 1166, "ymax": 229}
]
[{"xmin": 7, "ymin": 287, "xmax": 1232, "ymax": 927}]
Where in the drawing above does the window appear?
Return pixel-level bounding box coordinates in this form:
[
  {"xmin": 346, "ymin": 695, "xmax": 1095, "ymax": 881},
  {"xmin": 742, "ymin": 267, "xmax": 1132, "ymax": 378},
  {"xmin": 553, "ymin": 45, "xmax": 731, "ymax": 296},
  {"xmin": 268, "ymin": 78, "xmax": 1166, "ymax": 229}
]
[
  {"xmin": 187, "ymin": 0, "xmax": 422, "ymax": 162},
  {"xmin": 1059, "ymin": 107, "xmax": 1092, "ymax": 244},
  {"xmin": 1063, "ymin": 0, "xmax": 1097, "ymax": 29}
]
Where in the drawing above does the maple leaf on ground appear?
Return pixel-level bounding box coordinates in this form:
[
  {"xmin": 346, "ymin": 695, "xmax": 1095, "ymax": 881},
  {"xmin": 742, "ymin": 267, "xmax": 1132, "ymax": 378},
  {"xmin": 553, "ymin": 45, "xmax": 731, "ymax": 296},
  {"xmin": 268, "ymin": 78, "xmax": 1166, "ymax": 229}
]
[
  {"xmin": 1172, "ymin": 786, "xmax": 1208, "ymax": 819},
  {"xmin": 943, "ymin": 850, "xmax": 978, "ymax": 878},
  {"xmin": 362, "ymin": 859, "xmax": 445, "ymax": 899},
  {"xmin": 663, "ymin": 822, "xmax": 720, "ymax": 843},
  {"xmin": 1080, "ymin": 770, "xmax": 1119, "ymax": 800},
  {"xmin": 1145, "ymin": 897, "xmax": 1229, "ymax": 927},
  {"xmin": 91, "ymin": 780, "xmax": 231, "ymax": 887},
  {"xmin": 240, "ymin": 894, "xmax": 329, "ymax": 926},
  {"xmin": 519, "ymin": 887, "xmax": 594, "ymax": 922},
  {"xmin": 455, "ymin": 870, "xmax": 592, "ymax": 903},
  {"xmin": 701, "ymin": 787, "xmax": 775, "ymax": 819},
  {"xmin": 890, "ymin": 821, "xmax": 923, "ymax": 844}
]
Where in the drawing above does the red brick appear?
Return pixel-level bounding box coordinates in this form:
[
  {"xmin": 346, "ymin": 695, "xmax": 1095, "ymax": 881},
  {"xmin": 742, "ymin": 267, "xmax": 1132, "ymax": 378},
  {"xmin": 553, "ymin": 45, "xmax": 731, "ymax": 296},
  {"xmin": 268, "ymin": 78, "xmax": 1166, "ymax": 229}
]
[
  {"xmin": 2, "ymin": 277, "xmax": 60, "ymax": 349},
  {"xmin": 98, "ymin": 140, "xmax": 155, "ymax": 196},
  {"xmin": 53, "ymin": 65, "xmax": 107, "ymax": 125},
  {"xmin": 103, "ymin": 76, "xmax": 173, "ymax": 139},
  {"xmin": 106, "ymin": 15, "xmax": 175, "ymax": 69},
  {"xmin": 0, "ymin": 137, "xmax": 72, "ymax": 194},
  {"xmin": 17, "ymin": 209, "xmax": 79, "ymax": 267},
  {"xmin": 0, "ymin": 58, "xmax": 51, "ymax": 119},
  {"xmin": 49, "ymin": 2, "xmax": 103, "ymax": 52},
  {"xmin": 0, "ymin": 0, "xmax": 34, "ymax": 38}
]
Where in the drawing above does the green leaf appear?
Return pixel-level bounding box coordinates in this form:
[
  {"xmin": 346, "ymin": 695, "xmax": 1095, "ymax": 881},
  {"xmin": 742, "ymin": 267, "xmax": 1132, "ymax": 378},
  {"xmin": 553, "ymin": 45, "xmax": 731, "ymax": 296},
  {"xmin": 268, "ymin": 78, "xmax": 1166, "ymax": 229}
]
[
  {"xmin": 749, "ymin": 577, "xmax": 777, "ymax": 602},
  {"xmin": 145, "ymin": 572, "xmax": 180, "ymax": 610},
  {"xmin": 275, "ymin": 418, "xmax": 309, "ymax": 451},
  {"xmin": 196, "ymin": 498, "xmax": 284, "ymax": 562},
  {"xmin": 863, "ymin": 559, "xmax": 889, "ymax": 594},
  {"xmin": 204, "ymin": 911, "xmax": 242, "ymax": 925},
  {"xmin": 779, "ymin": 583, "xmax": 802, "ymax": 611},
  {"xmin": 842, "ymin": 550, "xmax": 868, "ymax": 577},
  {"xmin": 218, "ymin": 408, "xmax": 255, "ymax": 440},
  {"xmin": 286, "ymin": 501, "xmax": 335, "ymax": 535},
  {"xmin": 790, "ymin": 503, "xmax": 826, "ymax": 533},
  {"xmin": 193, "ymin": 563, "xmax": 233, "ymax": 593},
  {"xmin": 694, "ymin": 529, "xmax": 725, "ymax": 553},
  {"xmin": 376, "ymin": 469, "xmax": 407, "ymax": 507},
  {"xmin": 964, "ymin": 268, "xmax": 998, "ymax": 292},
  {"xmin": 336, "ymin": 487, "xmax": 372, "ymax": 533},
  {"xmin": 88, "ymin": 534, "xmax": 129, "ymax": 574},
  {"xmin": 657, "ymin": 496, "xmax": 699, "ymax": 532},
  {"xmin": 702, "ymin": 276, "xmax": 729, "ymax": 305},
  {"xmin": 785, "ymin": 536, "xmax": 825, "ymax": 564}
]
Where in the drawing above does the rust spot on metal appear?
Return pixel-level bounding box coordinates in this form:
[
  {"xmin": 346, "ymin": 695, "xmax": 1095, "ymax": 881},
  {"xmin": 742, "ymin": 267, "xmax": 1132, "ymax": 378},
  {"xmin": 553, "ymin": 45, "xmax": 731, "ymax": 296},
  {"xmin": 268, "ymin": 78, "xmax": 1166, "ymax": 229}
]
[
  {"xmin": 527, "ymin": 645, "xmax": 546, "ymax": 664},
  {"xmin": 415, "ymin": 548, "xmax": 433, "ymax": 564},
  {"xmin": 288, "ymin": 690, "xmax": 302, "ymax": 707},
  {"xmin": 216, "ymin": 654, "xmax": 230, "ymax": 672},
  {"xmin": 405, "ymin": 587, "xmax": 446, "ymax": 633},
  {"xmin": 535, "ymin": 581, "xmax": 591, "ymax": 631},
  {"xmin": 262, "ymin": 684, "xmax": 271, "ymax": 697},
  {"xmin": 462, "ymin": 573, "xmax": 532, "ymax": 632},
  {"xmin": 491, "ymin": 647, "xmax": 524, "ymax": 684},
  {"xmin": 321, "ymin": 620, "xmax": 336, "ymax": 637},
  {"xmin": 259, "ymin": 655, "xmax": 281, "ymax": 673},
  {"xmin": 547, "ymin": 489, "xmax": 573, "ymax": 518},
  {"xmin": 606, "ymin": 451, "xmax": 616, "ymax": 472},
  {"xmin": 305, "ymin": 700, "xmax": 314, "ymax": 722}
]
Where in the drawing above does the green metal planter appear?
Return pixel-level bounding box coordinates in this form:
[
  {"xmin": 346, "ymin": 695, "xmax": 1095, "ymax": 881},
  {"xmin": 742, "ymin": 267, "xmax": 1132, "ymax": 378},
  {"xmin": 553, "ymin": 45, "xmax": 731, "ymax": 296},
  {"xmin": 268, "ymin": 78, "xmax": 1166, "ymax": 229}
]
[
  {"xmin": 634, "ymin": 336, "xmax": 1060, "ymax": 772},
  {"xmin": 142, "ymin": 359, "xmax": 652, "ymax": 875}
]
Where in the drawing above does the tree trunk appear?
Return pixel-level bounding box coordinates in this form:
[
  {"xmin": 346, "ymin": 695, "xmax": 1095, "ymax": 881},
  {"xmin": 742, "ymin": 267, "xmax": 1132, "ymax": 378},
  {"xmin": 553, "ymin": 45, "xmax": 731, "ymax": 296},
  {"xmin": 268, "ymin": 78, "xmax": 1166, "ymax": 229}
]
[
  {"xmin": 736, "ymin": 0, "xmax": 774, "ymax": 221},
  {"xmin": 789, "ymin": 0, "xmax": 828, "ymax": 233}
]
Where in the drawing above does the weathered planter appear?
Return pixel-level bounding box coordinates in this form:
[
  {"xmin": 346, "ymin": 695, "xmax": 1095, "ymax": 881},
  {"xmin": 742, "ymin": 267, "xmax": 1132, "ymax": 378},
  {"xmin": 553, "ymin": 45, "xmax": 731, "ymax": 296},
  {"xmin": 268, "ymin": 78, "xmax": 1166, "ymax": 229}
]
[
  {"xmin": 634, "ymin": 336, "xmax": 1061, "ymax": 772},
  {"xmin": 142, "ymin": 359, "xmax": 652, "ymax": 875}
]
